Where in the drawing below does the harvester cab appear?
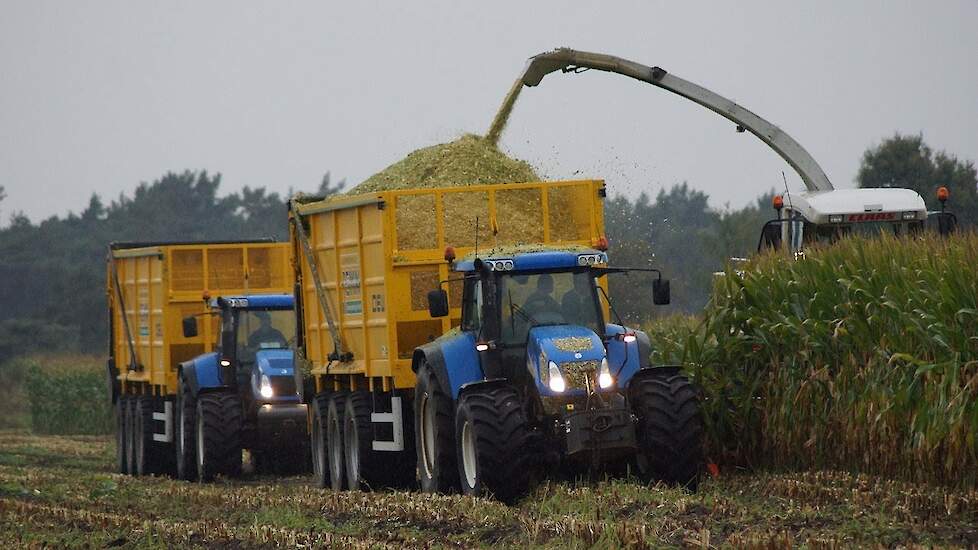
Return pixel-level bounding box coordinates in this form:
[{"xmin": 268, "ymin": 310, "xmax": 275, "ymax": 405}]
[
  {"xmin": 758, "ymin": 186, "xmax": 958, "ymax": 253},
  {"xmin": 418, "ymin": 246, "xmax": 701, "ymax": 500},
  {"xmin": 178, "ymin": 293, "xmax": 307, "ymax": 479}
]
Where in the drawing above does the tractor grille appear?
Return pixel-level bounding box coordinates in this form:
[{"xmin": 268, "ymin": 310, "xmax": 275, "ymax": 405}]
[
  {"xmin": 269, "ymin": 375, "xmax": 297, "ymax": 396},
  {"xmin": 560, "ymin": 360, "xmax": 599, "ymax": 390}
]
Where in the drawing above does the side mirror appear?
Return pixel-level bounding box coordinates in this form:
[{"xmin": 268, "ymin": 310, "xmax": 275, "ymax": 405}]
[
  {"xmin": 427, "ymin": 289, "xmax": 449, "ymax": 318},
  {"xmin": 652, "ymin": 278, "xmax": 671, "ymax": 306},
  {"xmin": 182, "ymin": 316, "xmax": 198, "ymax": 338}
]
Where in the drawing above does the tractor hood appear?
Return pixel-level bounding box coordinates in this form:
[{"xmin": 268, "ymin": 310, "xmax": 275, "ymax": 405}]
[
  {"xmin": 527, "ymin": 325, "xmax": 606, "ymax": 395},
  {"xmin": 255, "ymin": 349, "xmax": 294, "ymax": 376}
]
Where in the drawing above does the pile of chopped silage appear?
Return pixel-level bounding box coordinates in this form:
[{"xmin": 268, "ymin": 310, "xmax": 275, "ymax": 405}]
[
  {"xmin": 340, "ymin": 133, "xmax": 583, "ymax": 250},
  {"xmin": 347, "ymin": 134, "xmax": 539, "ymax": 195}
]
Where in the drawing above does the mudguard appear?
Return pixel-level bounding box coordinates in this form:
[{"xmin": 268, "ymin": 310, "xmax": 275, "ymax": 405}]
[
  {"xmin": 178, "ymin": 352, "xmax": 228, "ymax": 397},
  {"xmin": 412, "ymin": 331, "xmax": 484, "ymax": 400},
  {"xmin": 605, "ymin": 323, "xmax": 652, "ymax": 389}
]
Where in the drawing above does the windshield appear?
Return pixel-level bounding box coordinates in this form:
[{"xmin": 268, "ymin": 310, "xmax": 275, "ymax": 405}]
[
  {"xmin": 236, "ymin": 308, "xmax": 295, "ymax": 364},
  {"xmin": 498, "ymin": 271, "xmax": 603, "ymax": 346}
]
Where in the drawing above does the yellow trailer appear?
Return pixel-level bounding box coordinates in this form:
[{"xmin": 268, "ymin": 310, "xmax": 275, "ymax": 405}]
[
  {"xmin": 290, "ymin": 179, "xmax": 613, "ymax": 490},
  {"xmin": 108, "ymin": 240, "xmax": 291, "ymax": 476},
  {"xmin": 291, "ymin": 180, "xmax": 606, "ymax": 390}
]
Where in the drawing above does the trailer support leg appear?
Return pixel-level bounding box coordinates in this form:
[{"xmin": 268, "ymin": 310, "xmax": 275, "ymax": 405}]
[
  {"xmin": 371, "ymin": 396, "xmax": 404, "ymax": 451},
  {"xmin": 153, "ymin": 401, "xmax": 173, "ymax": 443}
]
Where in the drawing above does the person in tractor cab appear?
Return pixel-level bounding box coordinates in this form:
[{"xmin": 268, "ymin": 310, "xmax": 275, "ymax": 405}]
[
  {"xmin": 560, "ymin": 273, "xmax": 591, "ymax": 321},
  {"xmin": 248, "ymin": 311, "xmax": 287, "ymax": 350},
  {"xmin": 524, "ymin": 274, "xmax": 560, "ymax": 318}
]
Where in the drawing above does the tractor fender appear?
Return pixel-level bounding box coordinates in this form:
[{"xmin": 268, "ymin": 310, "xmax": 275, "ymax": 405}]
[
  {"xmin": 605, "ymin": 324, "xmax": 653, "ymax": 389},
  {"xmin": 457, "ymin": 378, "xmax": 510, "ymax": 400},
  {"xmin": 412, "ymin": 331, "xmax": 484, "ymax": 401},
  {"xmin": 177, "ymin": 352, "xmax": 230, "ymax": 398}
]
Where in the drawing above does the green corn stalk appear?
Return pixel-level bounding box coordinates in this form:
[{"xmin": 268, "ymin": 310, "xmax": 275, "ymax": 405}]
[{"xmin": 645, "ymin": 232, "xmax": 978, "ymax": 488}]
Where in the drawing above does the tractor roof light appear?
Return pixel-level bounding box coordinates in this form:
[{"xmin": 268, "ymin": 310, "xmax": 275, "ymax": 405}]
[
  {"xmin": 444, "ymin": 246, "xmax": 456, "ymax": 263},
  {"xmin": 772, "ymin": 195, "xmax": 784, "ymax": 211},
  {"xmin": 938, "ymin": 186, "xmax": 949, "ymax": 203}
]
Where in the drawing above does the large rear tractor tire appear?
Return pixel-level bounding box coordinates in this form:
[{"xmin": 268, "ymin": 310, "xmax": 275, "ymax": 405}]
[
  {"xmin": 115, "ymin": 397, "xmax": 129, "ymax": 475},
  {"xmin": 195, "ymin": 392, "xmax": 243, "ymax": 482},
  {"xmin": 630, "ymin": 371, "xmax": 703, "ymax": 491},
  {"xmin": 175, "ymin": 379, "xmax": 197, "ymax": 481},
  {"xmin": 134, "ymin": 396, "xmax": 164, "ymax": 476},
  {"xmin": 415, "ymin": 365, "xmax": 457, "ymax": 494},
  {"xmin": 310, "ymin": 393, "xmax": 331, "ymax": 488},
  {"xmin": 325, "ymin": 391, "xmax": 348, "ymax": 491},
  {"xmin": 454, "ymin": 386, "xmax": 535, "ymax": 503}
]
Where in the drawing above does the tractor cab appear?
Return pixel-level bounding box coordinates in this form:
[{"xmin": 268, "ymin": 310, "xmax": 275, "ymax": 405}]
[{"xmin": 758, "ymin": 187, "xmax": 956, "ymax": 253}]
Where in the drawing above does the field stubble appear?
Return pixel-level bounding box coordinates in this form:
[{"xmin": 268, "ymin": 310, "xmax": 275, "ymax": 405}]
[{"xmin": 1, "ymin": 431, "xmax": 976, "ymax": 548}]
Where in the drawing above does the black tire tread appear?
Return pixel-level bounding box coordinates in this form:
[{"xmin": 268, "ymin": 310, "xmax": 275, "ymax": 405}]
[
  {"xmin": 135, "ymin": 396, "xmax": 163, "ymax": 476},
  {"xmin": 456, "ymin": 386, "xmax": 536, "ymax": 503},
  {"xmin": 196, "ymin": 392, "xmax": 243, "ymax": 482},
  {"xmin": 175, "ymin": 381, "xmax": 197, "ymax": 481},
  {"xmin": 630, "ymin": 372, "xmax": 703, "ymax": 490},
  {"xmin": 325, "ymin": 391, "xmax": 348, "ymax": 491},
  {"xmin": 115, "ymin": 397, "xmax": 129, "ymax": 475},
  {"xmin": 415, "ymin": 366, "xmax": 457, "ymax": 493},
  {"xmin": 311, "ymin": 392, "xmax": 331, "ymax": 488}
]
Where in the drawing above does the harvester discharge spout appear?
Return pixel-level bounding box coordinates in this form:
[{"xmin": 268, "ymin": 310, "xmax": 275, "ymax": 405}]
[{"xmin": 509, "ymin": 47, "xmax": 835, "ymax": 193}]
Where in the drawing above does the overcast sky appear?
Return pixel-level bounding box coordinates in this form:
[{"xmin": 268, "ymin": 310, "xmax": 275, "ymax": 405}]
[{"xmin": 2, "ymin": 1, "xmax": 976, "ymax": 223}]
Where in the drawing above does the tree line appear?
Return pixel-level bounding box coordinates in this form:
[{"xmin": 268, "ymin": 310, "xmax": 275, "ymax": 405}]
[{"xmin": 0, "ymin": 133, "xmax": 973, "ymax": 363}]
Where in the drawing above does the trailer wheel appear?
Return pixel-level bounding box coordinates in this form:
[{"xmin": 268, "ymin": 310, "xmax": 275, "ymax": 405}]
[
  {"xmin": 343, "ymin": 391, "xmax": 388, "ymax": 490},
  {"xmin": 195, "ymin": 392, "xmax": 243, "ymax": 482},
  {"xmin": 325, "ymin": 392, "xmax": 348, "ymax": 491},
  {"xmin": 115, "ymin": 396, "xmax": 129, "ymax": 475},
  {"xmin": 125, "ymin": 397, "xmax": 138, "ymax": 475},
  {"xmin": 134, "ymin": 396, "xmax": 163, "ymax": 476},
  {"xmin": 311, "ymin": 393, "xmax": 331, "ymax": 487},
  {"xmin": 630, "ymin": 371, "xmax": 703, "ymax": 491},
  {"xmin": 175, "ymin": 379, "xmax": 197, "ymax": 481},
  {"xmin": 454, "ymin": 386, "xmax": 534, "ymax": 503},
  {"xmin": 415, "ymin": 365, "xmax": 457, "ymax": 494}
]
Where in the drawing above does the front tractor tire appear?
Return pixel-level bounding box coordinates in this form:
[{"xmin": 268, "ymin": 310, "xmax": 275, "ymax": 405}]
[
  {"xmin": 630, "ymin": 371, "xmax": 703, "ymax": 491},
  {"xmin": 195, "ymin": 392, "xmax": 243, "ymax": 482},
  {"xmin": 454, "ymin": 386, "xmax": 535, "ymax": 503},
  {"xmin": 415, "ymin": 365, "xmax": 457, "ymax": 494}
]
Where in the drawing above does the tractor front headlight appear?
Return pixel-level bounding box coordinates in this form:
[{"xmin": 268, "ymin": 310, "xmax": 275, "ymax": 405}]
[
  {"xmin": 259, "ymin": 374, "xmax": 274, "ymax": 399},
  {"xmin": 547, "ymin": 361, "xmax": 566, "ymax": 393},
  {"xmin": 597, "ymin": 357, "xmax": 614, "ymax": 389}
]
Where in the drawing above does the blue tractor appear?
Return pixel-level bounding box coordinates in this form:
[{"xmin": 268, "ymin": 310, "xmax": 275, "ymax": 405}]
[
  {"xmin": 415, "ymin": 248, "xmax": 702, "ymax": 501},
  {"xmin": 176, "ymin": 294, "xmax": 307, "ymax": 481}
]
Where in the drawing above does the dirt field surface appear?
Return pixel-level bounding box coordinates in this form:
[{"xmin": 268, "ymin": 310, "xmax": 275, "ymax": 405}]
[{"xmin": 1, "ymin": 431, "xmax": 977, "ymax": 549}]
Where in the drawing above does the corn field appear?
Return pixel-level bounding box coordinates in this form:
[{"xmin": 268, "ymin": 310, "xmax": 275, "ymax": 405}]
[{"xmin": 647, "ymin": 232, "xmax": 978, "ymax": 488}]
